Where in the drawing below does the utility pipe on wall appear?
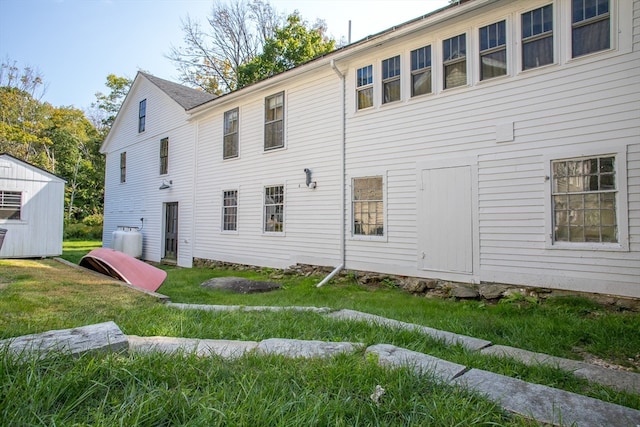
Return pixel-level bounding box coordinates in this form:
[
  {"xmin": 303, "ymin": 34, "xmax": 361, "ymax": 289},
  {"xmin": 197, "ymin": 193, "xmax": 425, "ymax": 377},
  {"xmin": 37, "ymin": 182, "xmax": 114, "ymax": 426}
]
[{"xmin": 317, "ymin": 59, "xmax": 347, "ymax": 288}]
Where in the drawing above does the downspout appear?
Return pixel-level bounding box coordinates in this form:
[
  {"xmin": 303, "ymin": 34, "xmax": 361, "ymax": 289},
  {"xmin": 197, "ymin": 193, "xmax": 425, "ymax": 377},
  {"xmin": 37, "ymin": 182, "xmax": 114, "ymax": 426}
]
[{"xmin": 317, "ymin": 59, "xmax": 347, "ymax": 287}]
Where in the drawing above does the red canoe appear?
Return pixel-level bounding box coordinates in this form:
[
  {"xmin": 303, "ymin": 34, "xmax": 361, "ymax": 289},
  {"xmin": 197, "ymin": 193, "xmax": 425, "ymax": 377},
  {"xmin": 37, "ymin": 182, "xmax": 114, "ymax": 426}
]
[{"xmin": 79, "ymin": 248, "xmax": 167, "ymax": 292}]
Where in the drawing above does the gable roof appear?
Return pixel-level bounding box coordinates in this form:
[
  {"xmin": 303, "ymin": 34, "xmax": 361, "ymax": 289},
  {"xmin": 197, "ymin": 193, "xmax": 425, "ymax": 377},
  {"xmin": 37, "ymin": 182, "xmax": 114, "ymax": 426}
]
[
  {"xmin": 139, "ymin": 72, "xmax": 216, "ymax": 110},
  {"xmin": 0, "ymin": 153, "xmax": 66, "ymax": 183}
]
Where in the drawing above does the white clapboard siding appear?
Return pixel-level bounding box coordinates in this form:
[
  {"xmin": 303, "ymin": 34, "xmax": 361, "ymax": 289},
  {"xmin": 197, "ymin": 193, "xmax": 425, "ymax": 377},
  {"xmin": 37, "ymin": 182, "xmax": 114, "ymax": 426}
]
[
  {"xmin": 192, "ymin": 67, "xmax": 344, "ymax": 268},
  {"xmin": 0, "ymin": 155, "xmax": 65, "ymax": 258}
]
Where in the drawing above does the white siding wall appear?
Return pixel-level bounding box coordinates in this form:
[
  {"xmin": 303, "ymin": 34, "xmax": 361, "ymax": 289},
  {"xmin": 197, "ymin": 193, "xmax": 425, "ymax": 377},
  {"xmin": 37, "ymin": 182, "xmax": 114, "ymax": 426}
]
[
  {"xmin": 193, "ymin": 67, "xmax": 344, "ymax": 268},
  {"xmin": 0, "ymin": 157, "xmax": 64, "ymax": 258},
  {"xmin": 102, "ymin": 77, "xmax": 196, "ymax": 267},
  {"xmin": 340, "ymin": 0, "xmax": 640, "ymax": 297}
]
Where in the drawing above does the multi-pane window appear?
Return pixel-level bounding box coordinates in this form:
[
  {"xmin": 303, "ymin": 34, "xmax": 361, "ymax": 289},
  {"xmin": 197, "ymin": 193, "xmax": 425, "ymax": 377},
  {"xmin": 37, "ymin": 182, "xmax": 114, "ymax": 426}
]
[
  {"xmin": 352, "ymin": 176, "xmax": 384, "ymax": 236},
  {"xmin": 382, "ymin": 55, "xmax": 401, "ymax": 104},
  {"xmin": 120, "ymin": 152, "xmax": 126, "ymax": 183},
  {"xmin": 552, "ymin": 156, "xmax": 617, "ymax": 243},
  {"xmin": 572, "ymin": 0, "xmax": 610, "ymax": 57},
  {"xmin": 264, "ymin": 185, "xmax": 284, "ymax": 232},
  {"xmin": 480, "ymin": 20, "xmax": 507, "ymax": 80},
  {"xmin": 160, "ymin": 137, "xmax": 169, "ymax": 175},
  {"xmin": 443, "ymin": 34, "xmax": 467, "ymax": 89},
  {"xmin": 222, "ymin": 190, "xmax": 238, "ymax": 231},
  {"xmin": 265, "ymin": 92, "xmax": 284, "ymax": 150},
  {"xmin": 138, "ymin": 99, "xmax": 146, "ymax": 133},
  {"xmin": 0, "ymin": 191, "xmax": 21, "ymax": 220},
  {"xmin": 522, "ymin": 5, "xmax": 553, "ymax": 70},
  {"xmin": 356, "ymin": 65, "xmax": 373, "ymax": 110},
  {"xmin": 411, "ymin": 45, "xmax": 432, "ymax": 97},
  {"xmin": 223, "ymin": 108, "xmax": 239, "ymax": 159}
]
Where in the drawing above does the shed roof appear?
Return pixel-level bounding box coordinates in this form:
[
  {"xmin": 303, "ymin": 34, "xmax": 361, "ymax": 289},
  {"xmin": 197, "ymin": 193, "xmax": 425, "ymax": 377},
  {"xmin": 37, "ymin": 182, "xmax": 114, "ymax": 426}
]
[{"xmin": 0, "ymin": 153, "xmax": 66, "ymax": 182}]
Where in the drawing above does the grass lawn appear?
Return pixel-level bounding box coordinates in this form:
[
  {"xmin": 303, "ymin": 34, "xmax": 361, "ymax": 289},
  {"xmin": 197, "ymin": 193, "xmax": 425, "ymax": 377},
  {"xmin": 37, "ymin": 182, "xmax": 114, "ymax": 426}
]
[{"xmin": 1, "ymin": 240, "xmax": 638, "ymax": 425}]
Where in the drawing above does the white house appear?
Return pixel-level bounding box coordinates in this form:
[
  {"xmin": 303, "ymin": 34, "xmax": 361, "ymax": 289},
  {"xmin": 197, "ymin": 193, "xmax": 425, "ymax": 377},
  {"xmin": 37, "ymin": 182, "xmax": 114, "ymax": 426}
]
[
  {"xmin": 100, "ymin": 72, "xmax": 215, "ymax": 266},
  {"xmin": 103, "ymin": 0, "xmax": 640, "ymax": 298},
  {"xmin": 0, "ymin": 153, "xmax": 66, "ymax": 258}
]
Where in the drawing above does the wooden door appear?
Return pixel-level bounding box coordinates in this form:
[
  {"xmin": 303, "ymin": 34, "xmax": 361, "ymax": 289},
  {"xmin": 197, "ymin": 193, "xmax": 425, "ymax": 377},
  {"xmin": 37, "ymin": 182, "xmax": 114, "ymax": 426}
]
[{"xmin": 164, "ymin": 202, "xmax": 178, "ymax": 261}]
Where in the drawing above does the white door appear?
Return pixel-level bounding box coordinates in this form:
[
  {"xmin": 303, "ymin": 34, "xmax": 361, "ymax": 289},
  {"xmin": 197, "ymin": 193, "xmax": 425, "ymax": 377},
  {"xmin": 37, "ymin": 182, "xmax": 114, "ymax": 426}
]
[{"xmin": 418, "ymin": 166, "xmax": 473, "ymax": 274}]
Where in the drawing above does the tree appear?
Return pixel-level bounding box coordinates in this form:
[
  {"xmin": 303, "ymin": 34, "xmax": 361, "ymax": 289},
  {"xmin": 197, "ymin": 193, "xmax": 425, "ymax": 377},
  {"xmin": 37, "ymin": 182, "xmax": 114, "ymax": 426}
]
[
  {"xmin": 167, "ymin": 0, "xmax": 282, "ymax": 94},
  {"xmin": 237, "ymin": 12, "xmax": 335, "ymax": 88},
  {"xmin": 90, "ymin": 74, "xmax": 132, "ymax": 134}
]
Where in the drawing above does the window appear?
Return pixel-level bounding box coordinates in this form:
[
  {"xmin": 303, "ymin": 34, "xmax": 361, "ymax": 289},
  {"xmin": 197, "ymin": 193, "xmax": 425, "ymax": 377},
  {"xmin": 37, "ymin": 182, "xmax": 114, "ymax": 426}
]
[
  {"xmin": 160, "ymin": 137, "xmax": 169, "ymax": 175},
  {"xmin": 264, "ymin": 185, "xmax": 284, "ymax": 232},
  {"xmin": 138, "ymin": 99, "xmax": 146, "ymax": 133},
  {"xmin": 0, "ymin": 191, "xmax": 21, "ymax": 220},
  {"xmin": 120, "ymin": 152, "xmax": 126, "ymax": 183},
  {"xmin": 572, "ymin": 0, "xmax": 610, "ymax": 57},
  {"xmin": 223, "ymin": 108, "xmax": 239, "ymax": 159},
  {"xmin": 222, "ymin": 190, "xmax": 238, "ymax": 231},
  {"xmin": 352, "ymin": 176, "xmax": 384, "ymax": 236},
  {"xmin": 443, "ymin": 34, "xmax": 467, "ymax": 89},
  {"xmin": 356, "ymin": 65, "xmax": 373, "ymax": 110},
  {"xmin": 522, "ymin": 5, "xmax": 553, "ymax": 70},
  {"xmin": 480, "ymin": 20, "xmax": 507, "ymax": 80},
  {"xmin": 552, "ymin": 156, "xmax": 617, "ymax": 243},
  {"xmin": 265, "ymin": 92, "xmax": 284, "ymax": 150},
  {"xmin": 411, "ymin": 45, "xmax": 432, "ymax": 97},
  {"xmin": 382, "ymin": 55, "xmax": 401, "ymax": 104}
]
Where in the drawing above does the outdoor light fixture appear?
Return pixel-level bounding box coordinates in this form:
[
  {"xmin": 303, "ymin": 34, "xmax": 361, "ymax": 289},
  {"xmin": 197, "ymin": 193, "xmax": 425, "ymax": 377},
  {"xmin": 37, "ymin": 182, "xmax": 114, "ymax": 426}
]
[
  {"xmin": 159, "ymin": 179, "xmax": 172, "ymax": 190},
  {"xmin": 304, "ymin": 168, "xmax": 317, "ymax": 189}
]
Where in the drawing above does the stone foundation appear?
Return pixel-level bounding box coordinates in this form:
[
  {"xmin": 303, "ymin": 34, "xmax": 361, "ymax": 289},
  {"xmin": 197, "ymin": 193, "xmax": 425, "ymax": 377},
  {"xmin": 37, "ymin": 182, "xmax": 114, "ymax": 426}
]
[{"xmin": 192, "ymin": 258, "xmax": 640, "ymax": 311}]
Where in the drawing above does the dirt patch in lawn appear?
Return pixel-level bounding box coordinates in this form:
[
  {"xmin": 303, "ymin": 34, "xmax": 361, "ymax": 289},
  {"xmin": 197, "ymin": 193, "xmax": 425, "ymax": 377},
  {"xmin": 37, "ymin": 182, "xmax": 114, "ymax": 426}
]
[{"xmin": 200, "ymin": 277, "xmax": 281, "ymax": 294}]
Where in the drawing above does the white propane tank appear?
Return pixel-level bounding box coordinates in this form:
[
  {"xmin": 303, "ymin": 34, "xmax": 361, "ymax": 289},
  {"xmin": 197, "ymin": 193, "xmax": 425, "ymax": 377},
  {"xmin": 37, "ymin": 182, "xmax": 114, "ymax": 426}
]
[{"xmin": 111, "ymin": 226, "xmax": 143, "ymax": 258}]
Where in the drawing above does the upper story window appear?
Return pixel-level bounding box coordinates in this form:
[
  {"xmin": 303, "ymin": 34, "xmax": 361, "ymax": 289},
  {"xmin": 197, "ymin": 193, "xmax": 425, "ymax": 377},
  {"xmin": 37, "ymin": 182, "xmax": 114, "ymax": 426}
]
[
  {"xmin": 356, "ymin": 65, "xmax": 373, "ymax": 110},
  {"xmin": 160, "ymin": 137, "xmax": 169, "ymax": 175},
  {"xmin": 352, "ymin": 176, "xmax": 384, "ymax": 237},
  {"xmin": 443, "ymin": 34, "xmax": 467, "ymax": 89},
  {"xmin": 223, "ymin": 108, "xmax": 239, "ymax": 159},
  {"xmin": 222, "ymin": 190, "xmax": 238, "ymax": 231},
  {"xmin": 138, "ymin": 99, "xmax": 146, "ymax": 133},
  {"xmin": 480, "ymin": 20, "xmax": 507, "ymax": 80},
  {"xmin": 0, "ymin": 190, "xmax": 21, "ymax": 220},
  {"xmin": 411, "ymin": 45, "xmax": 432, "ymax": 97},
  {"xmin": 552, "ymin": 155, "xmax": 617, "ymax": 243},
  {"xmin": 382, "ymin": 55, "xmax": 401, "ymax": 104},
  {"xmin": 120, "ymin": 152, "xmax": 126, "ymax": 183},
  {"xmin": 572, "ymin": 0, "xmax": 610, "ymax": 57},
  {"xmin": 522, "ymin": 5, "xmax": 553, "ymax": 70},
  {"xmin": 264, "ymin": 92, "xmax": 284, "ymax": 151},
  {"xmin": 264, "ymin": 185, "xmax": 284, "ymax": 232}
]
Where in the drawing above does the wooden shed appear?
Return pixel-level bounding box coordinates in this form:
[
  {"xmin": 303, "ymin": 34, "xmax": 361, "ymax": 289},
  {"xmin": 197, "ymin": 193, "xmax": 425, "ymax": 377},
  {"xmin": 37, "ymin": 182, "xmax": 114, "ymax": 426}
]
[{"xmin": 0, "ymin": 153, "xmax": 66, "ymax": 258}]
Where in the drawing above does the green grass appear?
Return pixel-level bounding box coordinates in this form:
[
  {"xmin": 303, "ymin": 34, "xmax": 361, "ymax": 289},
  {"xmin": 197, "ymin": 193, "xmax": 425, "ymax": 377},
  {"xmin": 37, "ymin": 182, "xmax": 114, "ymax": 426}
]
[{"xmin": 0, "ymin": 240, "xmax": 638, "ymax": 423}]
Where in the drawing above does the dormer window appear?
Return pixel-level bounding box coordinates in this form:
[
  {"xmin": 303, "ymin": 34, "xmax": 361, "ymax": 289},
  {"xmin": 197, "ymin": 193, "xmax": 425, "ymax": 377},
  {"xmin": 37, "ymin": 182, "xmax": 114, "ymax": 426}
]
[{"xmin": 138, "ymin": 99, "xmax": 146, "ymax": 133}]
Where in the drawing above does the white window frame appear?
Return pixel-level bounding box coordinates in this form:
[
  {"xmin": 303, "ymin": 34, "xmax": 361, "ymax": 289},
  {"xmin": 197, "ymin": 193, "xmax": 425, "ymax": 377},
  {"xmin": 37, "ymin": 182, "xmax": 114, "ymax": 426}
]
[
  {"xmin": 520, "ymin": 3, "xmax": 555, "ymax": 72},
  {"xmin": 223, "ymin": 108, "xmax": 239, "ymax": 159},
  {"xmin": 479, "ymin": 20, "xmax": 507, "ymax": 81},
  {"xmin": 410, "ymin": 45, "xmax": 432, "ymax": 97},
  {"xmin": 570, "ymin": 0, "xmax": 611, "ymax": 59},
  {"xmin": 0, "ymin": 190, "xmax": 22, "ymax": 221},
  {"xmin": 221, "ymin": 189, "xmax": 238, "ymax": 233},
  {"xmin": 120, "ymin": 152, "xmax": 126, "ymax": 183},
  {"xmin": 264, "ymin": 92, "xmax": 284, "ymax": 151},
  {"xmin": 160, "ymin": 137, "xmax": 169, "ymax": 175},
  {"xmin": 544, "ymin": 146, "xmax": 629, "ymax": 251},
  {"xmin": 356, "ymin": 64, "xmax": 374, "ymax": 110},
  {"xmin": 263, "ymin": 184, "xmax": 284, "ymax": 234},
  {"xmin": 138, "ymin": 99, "xmax": 146, "ymax": 133},
  {"xmin": 442, "ymin": 33, "xmax": 468, "ymax": 90},
  {"xmin": 350, "ymin": 174, "xmax": 387, "ymax": 241},
  {"xmin": 381, "ymin": 55, "xmax": 401, "ymax": 104}
]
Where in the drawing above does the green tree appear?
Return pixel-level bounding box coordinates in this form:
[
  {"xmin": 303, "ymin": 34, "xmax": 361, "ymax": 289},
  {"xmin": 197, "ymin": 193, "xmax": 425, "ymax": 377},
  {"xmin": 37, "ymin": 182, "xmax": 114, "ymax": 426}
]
[
  {"xmin": 91, "ymin": 74, "xmax": 132, "ymax": 133},
  {"xmin": 237, "ymin": 12, "xmax": 335, "ymax": 88}
]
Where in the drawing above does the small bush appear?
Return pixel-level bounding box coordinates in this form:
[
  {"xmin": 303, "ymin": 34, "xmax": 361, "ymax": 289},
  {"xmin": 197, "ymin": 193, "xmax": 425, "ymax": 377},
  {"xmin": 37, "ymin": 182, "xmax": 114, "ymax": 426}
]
[
  {"xmin": 64, "ymin": 221, "xmax": 102, "ymax": 240},
  {"xmin": 82, "ymin": 214, "xmax": 103, "ymax": 227}
]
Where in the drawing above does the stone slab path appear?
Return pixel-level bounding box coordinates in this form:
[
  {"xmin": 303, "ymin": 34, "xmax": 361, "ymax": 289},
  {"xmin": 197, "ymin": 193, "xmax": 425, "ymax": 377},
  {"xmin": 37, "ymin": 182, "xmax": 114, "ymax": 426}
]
[{"xmin": 3, "ymin": 305, "xmax": 639, "ymax": 426}]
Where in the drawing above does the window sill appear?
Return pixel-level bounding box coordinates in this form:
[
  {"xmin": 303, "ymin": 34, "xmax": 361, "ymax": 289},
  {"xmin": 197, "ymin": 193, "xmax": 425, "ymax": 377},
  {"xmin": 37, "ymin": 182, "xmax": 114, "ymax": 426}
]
[
  {"xmin": 350, "ymin": 234, "xmax": 387, "ymax": 243},
  {"xmin": 547, "ymin": 241, "xmax": 629, "ymax": 252}
]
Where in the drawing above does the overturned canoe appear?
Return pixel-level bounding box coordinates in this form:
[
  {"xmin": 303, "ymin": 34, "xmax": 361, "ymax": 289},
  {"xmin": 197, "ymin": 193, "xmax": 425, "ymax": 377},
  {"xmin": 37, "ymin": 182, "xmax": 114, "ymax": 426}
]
[{"xmin": 79, "ymin": 248, "xmax": 166, "ymax": 292}]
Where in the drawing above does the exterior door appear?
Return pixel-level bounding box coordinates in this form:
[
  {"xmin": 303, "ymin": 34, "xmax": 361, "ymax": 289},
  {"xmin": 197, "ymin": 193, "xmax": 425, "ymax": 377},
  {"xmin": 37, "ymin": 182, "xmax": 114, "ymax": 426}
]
[
  {"xmin": 418, "ymin": 165, "xmax": 473, "ymax": 274},
  {"xmin": 164, "ymin": 202, "xmax": 178, "ymax": 261}
]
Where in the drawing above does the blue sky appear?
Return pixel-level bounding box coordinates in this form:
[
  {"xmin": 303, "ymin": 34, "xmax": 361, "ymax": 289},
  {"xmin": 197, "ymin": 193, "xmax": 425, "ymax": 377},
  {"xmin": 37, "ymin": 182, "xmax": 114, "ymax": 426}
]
[{"xmin": 0, "ymin": 0, "xmax": 448, "ymax": 110}]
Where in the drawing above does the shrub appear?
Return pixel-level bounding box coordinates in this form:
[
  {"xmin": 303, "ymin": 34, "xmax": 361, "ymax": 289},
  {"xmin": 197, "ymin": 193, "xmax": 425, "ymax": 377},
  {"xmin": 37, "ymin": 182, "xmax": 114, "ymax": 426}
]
[{"xmin": 64, "ymin": 221, "xmax": 102, "ymax": 240}]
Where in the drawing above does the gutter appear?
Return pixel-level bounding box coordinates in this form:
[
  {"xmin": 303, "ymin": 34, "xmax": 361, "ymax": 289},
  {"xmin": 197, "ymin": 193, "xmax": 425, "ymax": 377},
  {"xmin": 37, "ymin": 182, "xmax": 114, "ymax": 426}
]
[{"xmin": 317, "ymin": 59, "xmax": 347, "ymax": 288}]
